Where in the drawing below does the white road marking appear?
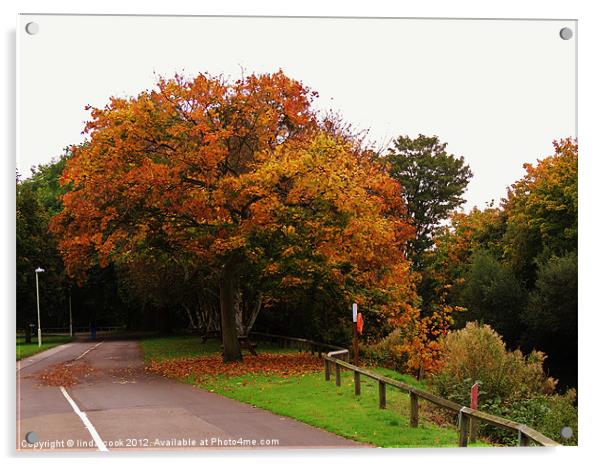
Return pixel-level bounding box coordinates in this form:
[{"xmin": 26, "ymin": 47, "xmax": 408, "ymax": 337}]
[
  {"xmin": 60, "ymin": 386, "xmax": 108, "ymax": 452},
  {"xmin": 74, "ymin": 341, "xmax": 104, "ymax": 361}
]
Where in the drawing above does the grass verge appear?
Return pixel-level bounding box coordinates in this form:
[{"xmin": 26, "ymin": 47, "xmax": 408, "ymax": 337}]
[
  {"xmin": 16, "ymin": 335, "xmax": 72, "ymax": 360},
  {"xmin": 140, "ymin": 335, "xmax": 489, "ymax": 448},
  {"xmin": 201, "ymin": 371, "xmax": 490, "ymax": 447}
]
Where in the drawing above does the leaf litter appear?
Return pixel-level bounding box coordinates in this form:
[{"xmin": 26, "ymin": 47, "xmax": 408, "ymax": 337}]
[
  {"xmin": 38, "ymin": 361, "xmax": 96, "ymax": 387},
  {"xmin": 146, "ymin": 353, "xmax": 323, "ymax": 384}
]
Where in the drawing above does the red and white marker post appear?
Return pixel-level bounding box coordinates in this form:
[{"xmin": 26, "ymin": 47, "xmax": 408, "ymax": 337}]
[
  {"xmin": 352, "ymin": 303, "xmax": 359, "ymax": 366},
  {"xmin": 470, "ymin": 382, "xmax": 479, "ymax": 443}
]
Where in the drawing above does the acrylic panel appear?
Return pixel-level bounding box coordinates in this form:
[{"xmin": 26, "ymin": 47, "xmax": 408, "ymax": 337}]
[{"xmin": 16, "ymin": 14, "xmax": 577, "ymax": 452}]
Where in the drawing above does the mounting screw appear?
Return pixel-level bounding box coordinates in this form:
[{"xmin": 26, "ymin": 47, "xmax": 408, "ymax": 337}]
[
  {"xmin": 25, "ymin": 431, "xmax": 39, "ymax": 444},
  {"xmin": 25, "ymin": 22, "xmax": 39, "ymax": 35},
  {"xmin": 559, "ymin": 27, "xmax": 573, "ymax": 41},
  {"xmin": 560, "ymin": 426, "xmax": 573, "ymax": 439}
]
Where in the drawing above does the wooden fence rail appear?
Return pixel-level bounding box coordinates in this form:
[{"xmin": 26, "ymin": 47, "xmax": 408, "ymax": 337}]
[
  {"xmin": 249, "ymin": 332, "xmax": 559, "ymax": 447},
  {"xmin": 250, "ymin": 331, "xmax": 347, "ymax": 358}
]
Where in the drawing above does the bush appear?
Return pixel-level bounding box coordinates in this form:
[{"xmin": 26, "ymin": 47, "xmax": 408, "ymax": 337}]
[
  {"xmin": 535, "ymin": 389, "xmax": 578, "ymax": 446},
  {"xmin": 430, "ymin": 322, "xmax": 577, "ymax": 445},
  {"xmin": 360, "ymin": 329, "xmax": 408, "ymax": 372},
  {"xmin": 431, "ymin": 322, "xmax": 556, "ymax": 404},
  {"xmin": 481, "ymin": 390, "xmax": 578, "ymax": 446}
]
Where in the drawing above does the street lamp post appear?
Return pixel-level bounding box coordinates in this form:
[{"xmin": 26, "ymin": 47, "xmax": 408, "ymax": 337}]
[{"xmin": 35, "ymin": 267, "xmax": 45, "ymax": 347}]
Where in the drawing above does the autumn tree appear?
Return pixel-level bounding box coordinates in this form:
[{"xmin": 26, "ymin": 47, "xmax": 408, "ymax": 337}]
[
  {"xmin": 503, "ymin": 139, "xmax": 578, "ymax": 370},
  {"xmin": 420, "ymin": 206, "xmax": 506, "ymax": 311},
  {"xmin": 51, "ymin": 71, "xmax": 417, "ymax": 362},
  {"xmin": 385, "ymin": 134, "xmax": 472, "ymax": 268},
  {"xmin": 503, "ymin": 138, "xmax": 578, "ymax": 284}
]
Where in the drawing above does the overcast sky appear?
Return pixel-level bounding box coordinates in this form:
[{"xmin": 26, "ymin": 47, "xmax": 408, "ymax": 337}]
[{"xmin": 18, "ymin": 15, "xmax": 576, "ymax": 210}]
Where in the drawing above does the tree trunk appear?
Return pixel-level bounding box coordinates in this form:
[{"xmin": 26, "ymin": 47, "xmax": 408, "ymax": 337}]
[
  {"xmin": 183, "ymin": 304, "xmax": 196, "ymax": 329},
  {"xmin": 220, "ymin": 259, "xmax": 243, "ymax": 362},
  {"xmin": 244, "ymin": 292, "xmax": 263, "ymax": 336},
  {"xmin": 234, "ymin": 287, "xmax": 244, "ymax": 336}
]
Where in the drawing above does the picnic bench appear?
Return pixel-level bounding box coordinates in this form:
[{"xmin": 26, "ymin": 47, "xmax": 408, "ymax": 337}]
[{"xmin": 201, "ymin": 330, "xmax": 257, "ymax": 355}]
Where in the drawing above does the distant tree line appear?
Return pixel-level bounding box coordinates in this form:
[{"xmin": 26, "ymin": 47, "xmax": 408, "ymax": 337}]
[{"xmin": 419, "ymin": 139, "xmax": 577, "ymax": 387}]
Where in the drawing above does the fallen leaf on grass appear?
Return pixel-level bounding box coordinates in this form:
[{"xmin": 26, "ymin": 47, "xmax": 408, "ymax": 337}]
[{"xmin": 146, "ymin": 353, "xmax": 323, "ymax": 383}]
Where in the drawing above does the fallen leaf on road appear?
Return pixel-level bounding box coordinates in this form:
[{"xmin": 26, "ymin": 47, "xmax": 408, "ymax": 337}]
[{"xmin": 38, "ymin": 361, "xmax": 96, "ymax": 387}]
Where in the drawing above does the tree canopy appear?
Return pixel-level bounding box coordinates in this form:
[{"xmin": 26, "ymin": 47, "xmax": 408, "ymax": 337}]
[
  {"xmin": 50, "ymin": 71, "xmax": 418, "ymax": 361},
  {"xmin": 503, "ymin": 138, "xmax": 578, "ymax": 284},
  {"xmin": 385, "ymin": 134, "xmax": 472, "ymax": 267}
]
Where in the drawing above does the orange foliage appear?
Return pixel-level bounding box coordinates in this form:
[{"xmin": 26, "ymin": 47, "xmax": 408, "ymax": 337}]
[
  {"xmin": 38, "ymin": 361, "xmax": 96, "ymax": 387},
  {"xmin": 50, "ymin": 71, "xmax": 418, "ymax": 327},
  {"xmin": 503, "ymin": 138, "xmax": 578, "ymax": 265},
  {"xmin": 146, "ymin": 353, "xmax": 323, "ymax": 383},
  {"xmin": 393, "ymin": 303, "xmax": 457, "ymax": 375},
  {"xmin": 52, "ymin": 71, "xmax": 319, "ymax": 280}
]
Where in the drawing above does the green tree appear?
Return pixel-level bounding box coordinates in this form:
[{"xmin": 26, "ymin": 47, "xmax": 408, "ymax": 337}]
[
  {"xmin": 17, "ymin": 155, "xmax": 131, "ymax": 334},
  {"xmin": 521, "ymin": 252, "xmax": 577, "ymax": 360},
  {"xmin": 16, "ymin": 169, "xmax": 67, "ymax": 330},
  {"xmin": 421, "ymin": 206, "xmax": 506, "ymax": 312},
  {"xmin": 459, "ymin": 250, "xmax": 527, "ymax": 345},
  {"xmin": 386, "ymin": 134, "xmax": 472, "ymax": 268},
  {"xmin": 26, "ymin": 154, "xmax": 70, "ymax": 215}
]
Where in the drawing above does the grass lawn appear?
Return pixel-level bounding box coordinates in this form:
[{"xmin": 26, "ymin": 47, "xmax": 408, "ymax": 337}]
[
  {"xmin": 140, "ymin": 334, "xmax": 298, "ymax": 363},
  {"xmin": 140, "ymin": 335, "xmax": 489, "ymax": 448},
  {"xmin": 16, "ymin": 335, "xmax": 72, "ymax": 360}
]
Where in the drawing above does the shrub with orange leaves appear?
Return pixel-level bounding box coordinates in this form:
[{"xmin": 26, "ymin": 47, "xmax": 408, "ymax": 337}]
[
  {"xmin": 396, "ymin": 303, "xmax": 459, "ymax": 377},
  {"xmin": 363, "ymin": 302, "xmax": 460, "ymax": 377}
]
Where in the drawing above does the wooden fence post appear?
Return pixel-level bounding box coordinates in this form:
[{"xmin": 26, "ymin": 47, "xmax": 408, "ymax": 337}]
[
  {"xmin": 354, "ymin": 371, "xmax": 361, "ymax": 395},
  {"xmin": 325, "ymin": 359, "xmax": 330, "ymax": 381},
  {"xmin": 469, "ymin": 419, "xmax": 479, "ymax": 443},
  {"xmin": 458, "ymin": 410, "xmax": 469, "ymax": 447},
  {"xmin": 409, "ymin": 392, "xmax": 419, "ymax": 427},
  {"xmin": 379, "ymin": 381, "xmax": 386, "ymax": 409},
  {"xmin": 335, "ymin": 363, "xmax": 341, "ymax": 386},
  {"xmin": 518, "ymin": 430, "xmax": 530, "ymax": 447}
]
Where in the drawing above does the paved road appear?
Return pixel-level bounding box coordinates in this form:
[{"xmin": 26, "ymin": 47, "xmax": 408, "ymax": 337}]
[{"xmin": 17, "ymin": 340, "xmax": 363, "ymax": 452}]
